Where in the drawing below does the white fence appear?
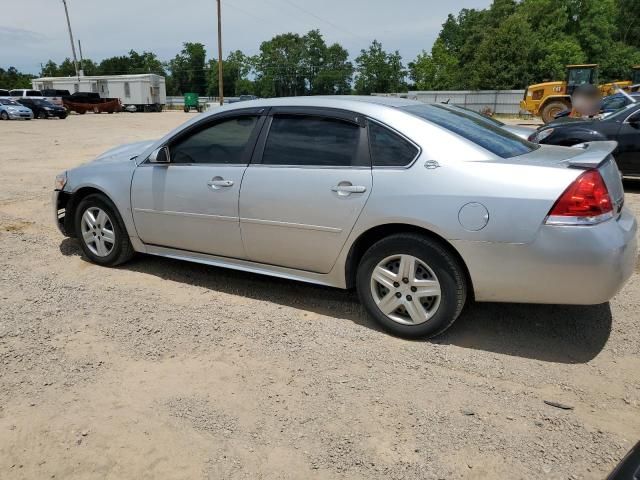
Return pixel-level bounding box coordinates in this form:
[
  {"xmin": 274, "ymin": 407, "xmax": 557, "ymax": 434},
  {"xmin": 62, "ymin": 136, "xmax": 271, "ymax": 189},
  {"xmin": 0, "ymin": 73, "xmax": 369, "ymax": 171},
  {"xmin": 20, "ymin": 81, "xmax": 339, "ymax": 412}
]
[
  {"xmin": 165, "ymin": 96, "xmax": 242, "ymax": 107},
  {"xmin": 167, "ymin": 92, "xmax": 527, "ymax": 115},
  {"xmin": 407, "ymin": 90, "xmax": 526, "ymax": 115}
]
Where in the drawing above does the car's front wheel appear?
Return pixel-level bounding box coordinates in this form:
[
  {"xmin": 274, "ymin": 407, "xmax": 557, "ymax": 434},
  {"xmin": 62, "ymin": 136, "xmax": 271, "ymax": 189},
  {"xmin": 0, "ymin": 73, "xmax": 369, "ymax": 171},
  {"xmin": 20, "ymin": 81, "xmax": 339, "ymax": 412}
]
[
  {"xmin": 74, "ymin": 194, "xmax": 134, "ymax": 266},
  {"xmin": 357, "ymin": 234, "xmax": 467, "ymax": 339},
  {"xmin": 0, "ymin": 111, "xmax": 8, "ymax": 120}
]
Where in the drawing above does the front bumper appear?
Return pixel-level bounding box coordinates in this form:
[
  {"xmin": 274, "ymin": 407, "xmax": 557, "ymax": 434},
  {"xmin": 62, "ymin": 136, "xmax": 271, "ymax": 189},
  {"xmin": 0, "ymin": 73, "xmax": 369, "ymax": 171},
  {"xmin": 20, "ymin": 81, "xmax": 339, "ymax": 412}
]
[
  {"xmin": 53, "ymin": 190, "xmax": 69, "ymax": 236},
  {"xmin": 453, "ymin": 208, "xmax": 638, "ymax": 304},
  {"xmin": 8, "ymin": 111, "xmax": 33, "ymax": 119}
]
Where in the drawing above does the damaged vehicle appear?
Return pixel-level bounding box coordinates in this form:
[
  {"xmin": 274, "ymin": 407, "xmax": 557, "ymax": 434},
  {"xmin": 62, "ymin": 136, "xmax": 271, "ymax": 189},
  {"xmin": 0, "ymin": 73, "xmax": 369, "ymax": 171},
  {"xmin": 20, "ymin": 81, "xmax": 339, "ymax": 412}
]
[{"xmin": 53, "ymin": 97, "xmax": 637, "ymax": 339}]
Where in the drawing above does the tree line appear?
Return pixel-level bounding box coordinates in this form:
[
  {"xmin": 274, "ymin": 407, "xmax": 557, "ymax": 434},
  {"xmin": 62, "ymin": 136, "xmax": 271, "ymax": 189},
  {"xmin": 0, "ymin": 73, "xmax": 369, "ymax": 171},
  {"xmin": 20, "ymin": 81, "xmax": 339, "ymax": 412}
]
[{"xmin": 4, "ymin": 0, "xmax": 640, "ymax": 94}]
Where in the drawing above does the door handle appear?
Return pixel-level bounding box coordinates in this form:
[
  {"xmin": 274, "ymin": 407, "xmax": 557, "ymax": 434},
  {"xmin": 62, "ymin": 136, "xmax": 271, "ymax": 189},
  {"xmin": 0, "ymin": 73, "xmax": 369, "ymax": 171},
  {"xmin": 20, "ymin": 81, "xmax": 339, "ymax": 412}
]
[
  {"xmin": 207, "ymin": 177, "xmax": 234, "ymax": 189},
  {"xmin": 331, "ymin": 184, "xmax": 367, "ymax": 194}
]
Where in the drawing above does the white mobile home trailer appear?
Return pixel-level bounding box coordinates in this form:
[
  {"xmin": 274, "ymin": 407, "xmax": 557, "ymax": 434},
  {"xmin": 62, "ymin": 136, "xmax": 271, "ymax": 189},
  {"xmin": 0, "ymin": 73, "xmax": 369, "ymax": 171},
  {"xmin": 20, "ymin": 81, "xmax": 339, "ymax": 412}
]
[{"xmin": 32, "ymin": 74, "xmax": 166, "ymax": 111}]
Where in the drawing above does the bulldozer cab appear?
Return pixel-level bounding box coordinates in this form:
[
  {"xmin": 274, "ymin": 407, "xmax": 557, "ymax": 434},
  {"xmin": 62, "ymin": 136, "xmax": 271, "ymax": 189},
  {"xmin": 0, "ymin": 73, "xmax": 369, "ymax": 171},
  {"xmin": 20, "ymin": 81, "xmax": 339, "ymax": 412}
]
[{"xmin": 566, "ymin": 64, "xmax": 598, "ymax": 95}]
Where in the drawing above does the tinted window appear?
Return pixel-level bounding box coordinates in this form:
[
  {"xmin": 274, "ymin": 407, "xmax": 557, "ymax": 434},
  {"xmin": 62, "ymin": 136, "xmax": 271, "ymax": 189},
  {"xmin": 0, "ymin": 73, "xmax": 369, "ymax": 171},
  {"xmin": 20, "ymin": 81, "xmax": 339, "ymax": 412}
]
[
  {"xmin": 170, "ymin": 115, "xmax": 258, "ymax": 165},
  {"xmin": 602, "ymin": 96, "xmax": 629, "ymax": 111},
  {"xmin": 369, "ymin": 121, "xmax": 418, "ymax": 167},
  {"xmin": 27, "ymin": 90, "xmax": 42, "ymax": 97},
  {"xmin": 402, "ymin": 104, "xmax": 537, "ymax": 158},
  {"xmin": 263, "ymin": 115, "xmax": 360, "ymax": 166}
]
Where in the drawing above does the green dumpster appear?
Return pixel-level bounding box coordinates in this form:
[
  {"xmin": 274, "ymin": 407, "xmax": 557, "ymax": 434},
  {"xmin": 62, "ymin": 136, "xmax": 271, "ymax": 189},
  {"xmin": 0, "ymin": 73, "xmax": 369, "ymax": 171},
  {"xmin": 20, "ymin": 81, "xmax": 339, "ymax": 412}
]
[{"xmin": 183, "ymin": 93, "xmax": 201, "ymax": 113}]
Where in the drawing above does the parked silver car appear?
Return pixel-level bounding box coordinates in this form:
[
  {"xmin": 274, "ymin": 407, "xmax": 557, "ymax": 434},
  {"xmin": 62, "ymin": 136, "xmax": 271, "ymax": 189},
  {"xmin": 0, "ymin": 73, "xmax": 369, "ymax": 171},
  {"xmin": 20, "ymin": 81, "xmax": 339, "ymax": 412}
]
[
  {"xmin": 0, "ymin": 98, "xmax": 33, "ymax": 120},
  {"xmin": 53, "ymin": 97, "xmax": 637, "ymax": 338}
]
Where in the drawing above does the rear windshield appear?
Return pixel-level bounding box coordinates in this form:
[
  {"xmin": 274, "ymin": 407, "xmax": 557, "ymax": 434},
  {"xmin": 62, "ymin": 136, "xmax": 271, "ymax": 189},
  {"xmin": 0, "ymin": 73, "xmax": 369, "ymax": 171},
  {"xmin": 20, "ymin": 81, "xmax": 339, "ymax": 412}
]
[{"xmin": 402, "ymin": 104, "xmax": 538, "ymax": 158}]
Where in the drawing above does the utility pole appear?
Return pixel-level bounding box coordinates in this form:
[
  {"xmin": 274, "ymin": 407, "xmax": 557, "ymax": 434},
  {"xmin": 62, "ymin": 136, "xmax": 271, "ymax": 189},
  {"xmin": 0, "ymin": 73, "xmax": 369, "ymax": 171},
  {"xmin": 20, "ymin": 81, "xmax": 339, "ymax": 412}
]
[
  {"xmin": 217, "ymin": 0, "xmax": 224, "ymax": 106},
  {"xmin": 61, "ymin": 0, "xmax": 80, "ymax": 84},
  {"xmin": 78, "ymin": 39, "xmax": 84, "ymax": 76}
]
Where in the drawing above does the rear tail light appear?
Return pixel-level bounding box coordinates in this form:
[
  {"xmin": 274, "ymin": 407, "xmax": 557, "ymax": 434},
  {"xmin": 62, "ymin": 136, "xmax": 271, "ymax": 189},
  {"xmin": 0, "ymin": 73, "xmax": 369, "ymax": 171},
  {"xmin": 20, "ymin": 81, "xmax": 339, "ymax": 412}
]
[{"xmin": 545, "ymin": 169, "xmax": 614, "ymax": 225}]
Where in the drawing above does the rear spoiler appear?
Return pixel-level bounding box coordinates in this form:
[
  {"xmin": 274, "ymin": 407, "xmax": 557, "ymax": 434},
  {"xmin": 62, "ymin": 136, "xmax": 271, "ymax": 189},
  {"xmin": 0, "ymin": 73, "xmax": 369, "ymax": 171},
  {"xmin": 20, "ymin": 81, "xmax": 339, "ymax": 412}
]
[{"xmin": 563, "ymin": 141, "xmax": 618, "ymax": 169}]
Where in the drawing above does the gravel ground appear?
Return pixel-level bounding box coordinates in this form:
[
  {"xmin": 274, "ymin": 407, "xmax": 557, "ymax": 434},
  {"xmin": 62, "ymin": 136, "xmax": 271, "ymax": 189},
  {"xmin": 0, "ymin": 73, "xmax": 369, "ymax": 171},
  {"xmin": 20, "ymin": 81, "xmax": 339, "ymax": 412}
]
[{"xmin": 0, "ymin": 112, "xmax": 639, "ymax": 480}]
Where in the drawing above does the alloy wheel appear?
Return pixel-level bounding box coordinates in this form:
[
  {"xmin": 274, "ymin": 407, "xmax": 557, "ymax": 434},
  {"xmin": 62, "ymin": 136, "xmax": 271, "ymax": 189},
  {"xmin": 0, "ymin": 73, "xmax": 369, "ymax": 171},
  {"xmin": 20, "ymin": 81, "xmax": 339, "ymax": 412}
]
[
  {"xmin": 370, "ymin": 254, "xmax": 442, "ymax": 325},
  {"xmin": 80, "ymin": 207, "xmax": 116, "ymax": 257}
]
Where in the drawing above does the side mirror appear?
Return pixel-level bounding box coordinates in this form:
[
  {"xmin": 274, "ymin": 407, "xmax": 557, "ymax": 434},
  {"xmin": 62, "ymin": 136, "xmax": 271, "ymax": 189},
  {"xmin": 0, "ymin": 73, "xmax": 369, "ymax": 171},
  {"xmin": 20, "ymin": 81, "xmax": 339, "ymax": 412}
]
[{"xmin": 149, "ymin": 146, "xmax": 170, "ymax": 164}]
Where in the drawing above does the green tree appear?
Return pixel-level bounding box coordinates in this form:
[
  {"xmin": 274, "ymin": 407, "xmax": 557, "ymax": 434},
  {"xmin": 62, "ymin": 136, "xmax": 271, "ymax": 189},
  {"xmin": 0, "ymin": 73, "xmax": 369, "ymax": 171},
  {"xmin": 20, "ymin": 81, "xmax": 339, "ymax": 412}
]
[
  {"xmin": 167, "ymin": 43, "xmax": 207, "ymax": 95},
  {"xmin": 354, "ymin": 40, "xmax": 406, "ymax": 94},
  {"xmin": 411, "ymin": 0, "xmax": 640, "ymax": 89},
  {"xmin": 208, "ymin": 50, "xmax": 255, "ymax": 97},
  {"xmin": 0, "ymin": 67, "xmax": 35, "ymax": 89},
  {"xmin": 40, "ymin": 60, "xmax": 59, "ymax": 77}
]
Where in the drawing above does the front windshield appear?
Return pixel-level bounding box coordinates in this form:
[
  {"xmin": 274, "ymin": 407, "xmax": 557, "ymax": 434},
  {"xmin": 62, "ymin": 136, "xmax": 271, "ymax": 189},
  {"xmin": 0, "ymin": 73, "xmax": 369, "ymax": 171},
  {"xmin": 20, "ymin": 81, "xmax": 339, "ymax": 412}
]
[
  {"xmin": 402, "ymin": 104, "xmax": 538, "ymax": 158},
  {"xmin": 0, "ymin": 99, "xmax": 19, "ymax": 106}
]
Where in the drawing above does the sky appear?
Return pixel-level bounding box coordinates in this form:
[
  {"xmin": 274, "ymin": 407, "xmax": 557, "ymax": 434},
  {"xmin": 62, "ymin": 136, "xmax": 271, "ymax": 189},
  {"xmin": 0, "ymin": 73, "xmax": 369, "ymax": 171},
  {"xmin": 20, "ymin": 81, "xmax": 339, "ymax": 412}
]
[{"xmin": 1, "ymin": 0, "xmax": 491, "ymax": 75}]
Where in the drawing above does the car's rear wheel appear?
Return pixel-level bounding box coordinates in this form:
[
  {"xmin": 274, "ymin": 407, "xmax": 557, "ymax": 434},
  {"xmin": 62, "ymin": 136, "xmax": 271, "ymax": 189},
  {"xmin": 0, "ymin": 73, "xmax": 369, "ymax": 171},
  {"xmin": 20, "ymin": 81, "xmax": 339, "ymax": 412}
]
[
  {"xmin": 38, "ymin": 111, "xmax": 48, "ymax": 119},
  {"xmin": 357, "ymin": 234, "xmax": 467, "ymax": 339},
  {"xmin": 74, "ymin": 194, "xmax": 134, "ymax": 267}
]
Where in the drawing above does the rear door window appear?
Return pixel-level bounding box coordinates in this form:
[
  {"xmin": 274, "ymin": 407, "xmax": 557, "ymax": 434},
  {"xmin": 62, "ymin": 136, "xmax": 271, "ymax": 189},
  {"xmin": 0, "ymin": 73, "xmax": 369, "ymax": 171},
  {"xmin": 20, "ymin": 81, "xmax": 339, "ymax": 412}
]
[
  {"xmin": 262, "ymin": 115, "xmax": 361, "ymax": 167},
  {"xmin": 368, "ymin": 121, "xmax": 419, "ymax": 167}
]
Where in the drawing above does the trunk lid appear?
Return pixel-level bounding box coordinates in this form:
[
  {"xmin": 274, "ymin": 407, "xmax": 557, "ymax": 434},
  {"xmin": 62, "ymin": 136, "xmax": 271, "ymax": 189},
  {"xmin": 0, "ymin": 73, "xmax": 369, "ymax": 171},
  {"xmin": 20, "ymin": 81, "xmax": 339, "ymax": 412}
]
[{"xmin": 504, "ymin": 142, "xmax": 624, "ymax": 212}]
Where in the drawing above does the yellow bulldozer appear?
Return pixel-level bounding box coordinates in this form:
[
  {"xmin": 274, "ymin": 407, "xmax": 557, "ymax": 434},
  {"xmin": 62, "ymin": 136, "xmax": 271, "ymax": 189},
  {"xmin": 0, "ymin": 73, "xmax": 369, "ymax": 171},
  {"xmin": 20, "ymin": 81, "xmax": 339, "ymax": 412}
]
[{"xmin": 520, "ymin": 64, "xmax": 640, "ymax": 123}]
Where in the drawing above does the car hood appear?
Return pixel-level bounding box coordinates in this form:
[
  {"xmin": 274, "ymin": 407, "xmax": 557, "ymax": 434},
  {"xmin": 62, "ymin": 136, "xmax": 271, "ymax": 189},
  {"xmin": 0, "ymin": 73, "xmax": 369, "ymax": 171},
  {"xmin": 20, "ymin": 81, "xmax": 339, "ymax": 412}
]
[{"xmin": 91, "ymin": 140, "xmax": 156, "ymax": 164}]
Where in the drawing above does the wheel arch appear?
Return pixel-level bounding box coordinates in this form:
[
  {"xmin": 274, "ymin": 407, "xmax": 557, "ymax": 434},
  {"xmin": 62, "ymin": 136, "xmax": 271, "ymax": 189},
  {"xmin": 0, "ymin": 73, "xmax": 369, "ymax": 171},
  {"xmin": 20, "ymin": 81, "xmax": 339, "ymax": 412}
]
[
  {"xmin": 59, "ymin": 186, "xmax": 120, "ymax": 238},
  {"xmin": 539, "ymin": 95, "xmax": 571, "ymax": 110},
  {"xmin": 344, "ymin": 223, "xmax": 474, "ymax": 298}
]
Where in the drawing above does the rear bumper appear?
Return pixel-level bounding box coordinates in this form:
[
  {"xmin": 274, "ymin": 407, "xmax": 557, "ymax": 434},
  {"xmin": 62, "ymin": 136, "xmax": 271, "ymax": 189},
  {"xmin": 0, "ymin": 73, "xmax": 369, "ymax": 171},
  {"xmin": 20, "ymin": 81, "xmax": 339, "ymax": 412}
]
[{"xmin": 453, "ymin": 208, "xmax": 637, "ymax": 304}]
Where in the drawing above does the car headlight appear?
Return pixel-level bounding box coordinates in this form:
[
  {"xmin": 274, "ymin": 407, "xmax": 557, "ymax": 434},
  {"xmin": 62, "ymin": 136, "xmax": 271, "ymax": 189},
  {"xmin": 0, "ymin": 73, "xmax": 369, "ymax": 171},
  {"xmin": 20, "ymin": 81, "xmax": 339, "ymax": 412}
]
[
  {"xmin": 531, "ymin": 128, "xmax": 554, "ymax": 143},
  {"xmin": 54, "ymin": 172, "xmax": 67, "ymax": 190},
  {"xmin": 7, "ymin": 107, "xmax": 17, "ymax": 112}
]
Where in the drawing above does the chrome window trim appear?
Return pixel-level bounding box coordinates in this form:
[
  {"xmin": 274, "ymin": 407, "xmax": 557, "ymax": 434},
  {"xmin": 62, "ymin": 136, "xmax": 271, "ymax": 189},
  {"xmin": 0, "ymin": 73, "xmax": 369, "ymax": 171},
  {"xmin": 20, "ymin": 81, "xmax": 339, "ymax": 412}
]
[{"xmin": 366, "ymin": 117, "xmax": 422, "ymax": 170}]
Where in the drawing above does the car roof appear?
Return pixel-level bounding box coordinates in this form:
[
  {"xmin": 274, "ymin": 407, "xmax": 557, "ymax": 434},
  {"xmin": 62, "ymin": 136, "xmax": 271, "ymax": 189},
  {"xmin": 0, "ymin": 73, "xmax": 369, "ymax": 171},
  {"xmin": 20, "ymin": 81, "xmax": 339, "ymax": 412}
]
[{"xmin": 220, "ymin": 95, "xmax": 422, "ymax": 113}]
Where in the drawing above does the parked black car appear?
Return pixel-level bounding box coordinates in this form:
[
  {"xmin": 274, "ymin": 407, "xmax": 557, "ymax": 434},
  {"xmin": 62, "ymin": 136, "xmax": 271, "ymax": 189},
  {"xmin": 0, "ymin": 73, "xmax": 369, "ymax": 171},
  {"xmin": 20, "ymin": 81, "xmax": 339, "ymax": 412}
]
[
  {"xmin": 530, "ymin": 102, "xmax": 640, "ymax": 177},
  {"xmin": 17, "ymin": 98, "xmax": 68, "ymax": 119}
]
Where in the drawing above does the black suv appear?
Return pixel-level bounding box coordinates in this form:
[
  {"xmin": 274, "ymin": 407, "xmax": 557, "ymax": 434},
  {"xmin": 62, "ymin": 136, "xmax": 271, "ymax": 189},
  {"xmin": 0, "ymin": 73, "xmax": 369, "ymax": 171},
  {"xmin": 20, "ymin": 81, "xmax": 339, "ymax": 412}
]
[{"xmin": 17, "ymin": 98, "xmax": 67, "ymax": 119}]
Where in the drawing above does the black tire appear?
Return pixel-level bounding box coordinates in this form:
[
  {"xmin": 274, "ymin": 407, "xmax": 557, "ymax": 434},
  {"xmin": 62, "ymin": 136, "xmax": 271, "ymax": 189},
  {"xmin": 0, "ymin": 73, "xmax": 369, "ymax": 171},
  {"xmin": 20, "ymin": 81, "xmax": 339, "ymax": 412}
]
[
  {"xmin": 59, "ymin": 113, "xmax": 68, "ymax": 119},
  {"xmin": 74, "ymin": 193, "xmax": 134, "ymax": 267},
  {"xmin": 183, "ymin": 106, "xmax": 189, "ymax": 113},
  {"xmin": 0, "ymin": 111, "xmax": 8, "ymax": 120},
  {"xmin": 37, "ymin": 111, "xmax": 48, "ymax": 119},
  {"xmin": 356, "ymin": 233, "xmax": 467, "ymax": 339},
  {"xmin": 541, "ymin": 100, "xmax": 569, "ymax": 124}
]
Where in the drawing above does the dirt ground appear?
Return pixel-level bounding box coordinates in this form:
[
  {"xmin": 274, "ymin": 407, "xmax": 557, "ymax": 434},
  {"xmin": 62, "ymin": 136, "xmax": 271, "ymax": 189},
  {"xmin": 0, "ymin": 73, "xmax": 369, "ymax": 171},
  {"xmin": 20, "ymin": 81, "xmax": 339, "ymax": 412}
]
[{"xmin": 0, "ymin": 112, "xmax": 639, "ymax": 480}]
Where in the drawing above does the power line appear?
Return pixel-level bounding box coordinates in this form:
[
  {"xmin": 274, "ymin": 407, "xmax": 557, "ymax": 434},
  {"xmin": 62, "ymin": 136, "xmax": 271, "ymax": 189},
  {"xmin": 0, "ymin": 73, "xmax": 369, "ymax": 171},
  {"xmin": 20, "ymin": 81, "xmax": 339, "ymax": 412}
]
[{"xmin": 275, "ymin": 0, "xmax": 370, "ymax": 43}]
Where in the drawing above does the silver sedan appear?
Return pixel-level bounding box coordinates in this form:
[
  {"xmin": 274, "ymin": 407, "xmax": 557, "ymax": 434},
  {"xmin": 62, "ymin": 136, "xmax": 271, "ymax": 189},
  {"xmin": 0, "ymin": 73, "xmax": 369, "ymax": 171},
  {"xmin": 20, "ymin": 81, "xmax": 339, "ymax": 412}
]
[{"xmin": 53, "ymin": 97, "xmax": 637, "ymax": 338}]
